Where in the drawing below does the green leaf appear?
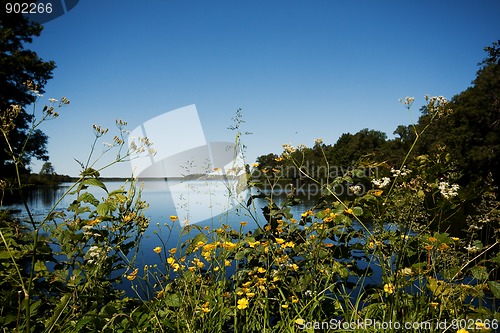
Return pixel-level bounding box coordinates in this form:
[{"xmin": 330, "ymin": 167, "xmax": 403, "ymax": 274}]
[
  {"xmin": 77, "ymin": 192, "xmax": 99, "ymax": 206},
  {"xmin": 83, "ymin": 178, "xmax": 108, "ymax": 192},
  {"xmin": 185, "ymin": 233, "xmax": 208, "ymax": 254},
  {"xmin": 352, "ymin": 206, "xmax": 363, "ymax": 216},
  {"xmin": 164, "ymin": 293, "xmax": 181, "ymax": 307},
  {"xmin": 96, "ymin": 202, "xmax": 109, "ymax": 216},
  {"xmin": 488, "ymin": 281, "xmax": 500, "ymax": 298},
  {"xmin": 471, "ymin": 266, "xmax": 488, "ymax": 281}
]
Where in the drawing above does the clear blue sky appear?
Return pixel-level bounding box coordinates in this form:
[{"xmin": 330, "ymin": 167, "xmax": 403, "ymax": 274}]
[{"xmin": 28, "ymin": 0, "xmax": 500, "ymax": 177}]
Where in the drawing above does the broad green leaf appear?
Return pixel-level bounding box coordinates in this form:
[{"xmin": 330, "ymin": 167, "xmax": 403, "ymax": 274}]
[
  {"xmin": 164, "ymin": 293, "xmax": 181, "ymax": 307},
  {"xmin": 471, "ymin": 266, "xmax": 488, "ymax": 281},
  {"xmin": 83, "ymin": 178, "xmax": 108, "ymax": 192},
  {"xmin": 96, "ymin": 202, "xmax": 109, "ymax": 216},
  {"xmin": 488, "ymin": 281, "xmax": 500, "ymax": 299},
  {"xmin": 77, "ymin": 192, "xmax": 99, "ymax": 206}
]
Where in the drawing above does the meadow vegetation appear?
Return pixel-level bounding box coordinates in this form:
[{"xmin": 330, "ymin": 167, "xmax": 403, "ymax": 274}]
[{"xmin": 1, "ymin": 38, "xmax": 499, "ymax": 332}]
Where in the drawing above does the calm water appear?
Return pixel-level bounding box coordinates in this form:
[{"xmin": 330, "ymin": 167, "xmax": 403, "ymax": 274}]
[{"xmin": 3, "ymin": 180, "xmax": 318, "ymax": 273}]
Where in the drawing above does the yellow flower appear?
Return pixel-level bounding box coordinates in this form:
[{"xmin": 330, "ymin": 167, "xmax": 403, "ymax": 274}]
[
  {"xmin": 237, "ymin": 298, "xmax": 249, "ymax": 310},
  {"xmin": 200, "ymin": 302, "xmax": 210, "ymax": 313},
  {"xmin": 428, "ymin": 236, "xmax": 438, "ymax": 243},
  {"xmin": 430, "ymin": 302, "xmax": 439, "ymax": 308},
  {"xmin": 451, "ymin": 237, "xmax": 460, "ymax": 241},
  {"xmin": 167, "ymin": 257, "xmax": 175, "ymax": 265},
  {"xmin": 240, "ymin": 221, "xmax": 248, "ymax": 226},
  {"xmin": 170, "ymin": 215, "xmax": 178, "ymax": 221},
  {"xmin": 225, "ymin": 260, "xmax": 231, "ymax": 267},
  {"xmin": 126, "ymin": 268, "xmax": 139, "ymax": 281},
  {"xmin": 383, "ymin": 283, "xmax": 395, "ymax": 294},
  {"xmin": 252, "ymin": 163, "xmax": 259, "ymax": 167},
  {"xmin": 172, "ymin": 263, "xmax": 181, "ymax": 271},
  {"xmin": 373, "ymin": 190, "xmax": 383, "ymax": 196},
  {"xmin": 122, "ymin": 212, "xmax": 136, "ymax": 222},
  {"xmin": 456, "ymin": 329, "xmax": 469, "ymax": 333},
  {"xmin": 153, "ymin": 246, "xmax": 162, "ymax": 254},
  {"xmin": 296, "ymin": 318, "xmax": 305, "ymax": 325},
  {"xmin": 246, "ymin": 292, "xmax": 255, "ymax": 298},
  {"xmin": 257, "ymin": 267, "xmax": 266, "ymax": 274},
  {"xmin": 344, "ymin": 208, "xmax": 354, "ymax": 215},
  {"xmin": 281, "ymin": 304, "xmax": 289, "ymax": 309},
  {"xmin": 275, "ymin": 157, "xmax": 284, "ymax": 162},
  {"xmin": 248, "ymin": 240, "xmax": 260, "ymax": 248},
  {"xmin": 291, "ymin": 296, "xmax": 299, "ymax": 303},
  {"xmin": 168, "ymin": 248, "xmax": 177, "ymax": 254},
  {"xmin": 475, "ymin": 322, "xmax": 485, "ymax": 329},
  {"xmin": 275, "ymin": 238, "xmax": 285, "ymax": 244},
  {"xmin": 424, "ymin": 245, "xmax": 434, "ymax": 251},
  {"xmin": 439, "ymin": 243, "xmax": 450, "ymax": 251}
]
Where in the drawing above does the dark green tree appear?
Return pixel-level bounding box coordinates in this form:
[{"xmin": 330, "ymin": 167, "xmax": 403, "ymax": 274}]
[{"xmin": 0, "ymin": 2, "xmax": 55, "ymax": 177}]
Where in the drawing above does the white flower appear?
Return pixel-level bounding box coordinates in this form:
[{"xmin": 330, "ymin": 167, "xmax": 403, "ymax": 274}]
[
  {"xmin": 282, "ymin": 143, "xmax": 296, "ymax": 154},
  {"xmin": 48, "ymin": 98, "xmax": 58, "ymax": 103},
  {"xmin": 314, "ymin": 138, "xmax": 323, "ymax": 145},
  {"xmin": 371, "ymin": 177, "xmax": 390, "ymax": 188},
  {"xmin": 349, "ymin": 185, "xmax": 362, "ymax": 195},
  {"xmin": 438, "ymin": 182, "xmax": 459, "ymax": 199},
  {"xmin": 399, "ymin": 96, "xmax": 415, "ymax": 109},
  {"xmin": 391, "ymin": 166, "xmax": 411, "ymax": 177}
]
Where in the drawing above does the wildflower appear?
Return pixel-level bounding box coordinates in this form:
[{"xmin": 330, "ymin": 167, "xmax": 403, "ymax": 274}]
[
  {"xmin": 153, "ymin": 246, "xmax": 162, "ymax": 254},
  {"xmin": 399, "ymin": 96, "xmax": 415, "ymax": 109},
  {"xmin": 296, "ymin": 318, "xmax": 305, "ymax": 325},
  {"xmin": 282, "ymin": 143, "xmax": 296, "ymax": 154},
  {"xmin": 424, "ymin": 245, "xmax": 434, "ymax": 251},
  {"xmin": 373, "ymin": 190, "xmax": 383, "ymax": 197},
  {"xmin": 456, "ymin": 329, "xmax": 469, "ymax": 333},
  {"xmin": 344, "ymin": 208, "xmax": 354, "ymax": 215},
  {"xmin": 475, "ymin": 322, "xmax": 485, "ymax": 330},
  {"xmin": 257, "ymin": 267, "xmax": 266, "ymax": 274},
  {"xmin": 428, "ymin": 237, "xmax": 438, "ymax": 243},
  {"xmin": 281, "ymin": 304, "xmax": 289, "ymax": 309},
  {"xmin": 439, "ymin": 243, "xmax": 449, "ymax": 251},
  {"xmin": 451, "ymin": 237, "xmax": 460, "ymax": 241},
  {"xmin": 246, "ymin": 292, "xmax": 255, "ymax": 298},
  {"xmin": 126, "ymin": 268, "xmax": 139, "ymax": 281},
  {"xmin": 172, "ymin": 263, "xmax": 181, "ymax": 271},
  {"xmin": 240, "ymin": 221, "xmax": 248, "ymax": 226},
  {"xmin": 169, "ymin": 248, "xmax": 177, "ymax": 254},
  {"xmin": 349, "ymin": 185, "xmax": 362, "ymax": 194},
  {"xmin": 252, "ymin": 163, "xmax": 259, "ymax": 167},
  {"xmin": 301, "ymin": 210, "xmax": 314, "ymax": 217},
  {"xmin": 383, "ymin": 283, "xmax": 395, "ymax": 294},
  {"xmin": 275, "ymin": 238, "xmax": 285, "ymax": 244},
  {"xmin": 225, "ymin": 260, "xmax": 231, "ymax": 267},
  {"xmin": 438, "ymin": 182, "xmax": 459, "ymax": 199},
  {"xmin": 275, "ymin": 157, "xmax": 284, "ymax": 162},
  {"xmin": 170, "ymin": 215, "xmax": 178, "ymax": 221},
  {"xmin": 237, "ymin": 298, "xmax": 249, "ymax": 310},
  {"xmin": 48, "ymin": 98, "xmax": 58, "ymax": 103},
  {"xmin": 200, "ymin": 302, "xmax": 210, "ymax": 313},
  {"xmin": 430, "ymin": 302, "xmax": 439, "ymax": 308},
  {"xmin": 291, "ymin": 296, "xmax": 299, "ymax": 303},
  {"xmin": 248, "ymin": 240, "xmax": 260, "ymax": 248},
  {"xmin": 167, "ymin": 257, "xmax": 175, "ymax": 265},
  {"xmin": 371, "ymin": 177, "xmax": 390, "ymax": 188},
  {"xmin": 314, "ymin": 138, "xmax": 323, "ymax": 145}
]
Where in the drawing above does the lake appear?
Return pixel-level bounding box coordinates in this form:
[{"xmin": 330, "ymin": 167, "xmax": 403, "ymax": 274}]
[{"xmin": 3, "ymin": 179, "xmax": 320, "ymax": 276}]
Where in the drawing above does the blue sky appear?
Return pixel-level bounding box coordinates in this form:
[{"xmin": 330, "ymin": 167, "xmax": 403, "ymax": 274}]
[{"xmin": 28, "ymin": 0, "xmax": 500, "ymax": 177}]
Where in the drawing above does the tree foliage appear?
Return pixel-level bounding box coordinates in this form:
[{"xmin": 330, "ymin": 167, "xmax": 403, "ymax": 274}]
[{"xmin": 0, "ymin": 2, "xmax": 55, "ymax": 176}]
